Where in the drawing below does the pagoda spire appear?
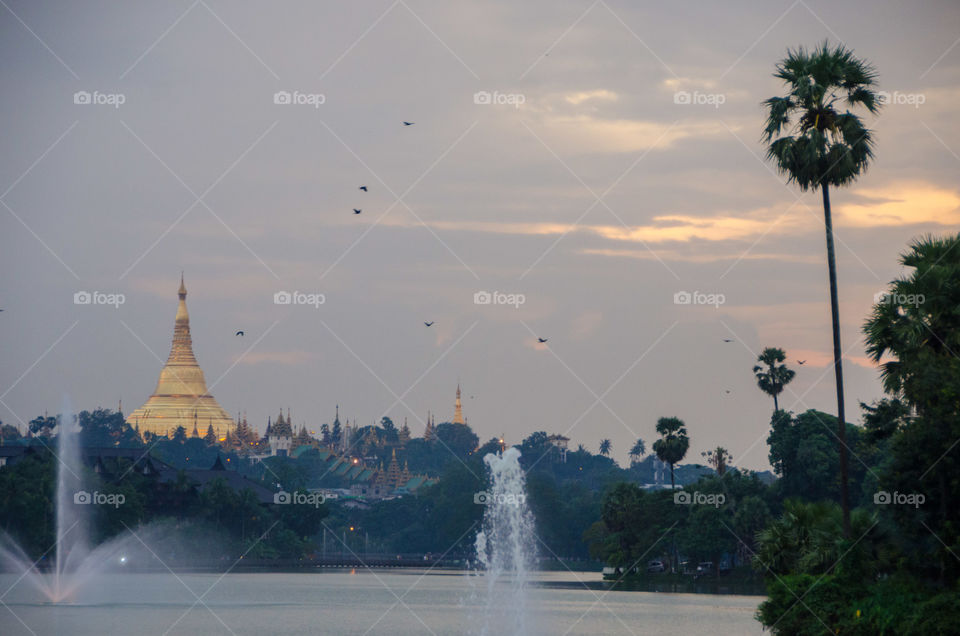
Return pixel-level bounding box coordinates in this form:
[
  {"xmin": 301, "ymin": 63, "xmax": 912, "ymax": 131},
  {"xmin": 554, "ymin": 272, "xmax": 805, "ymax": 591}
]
[{"xmin": 453, "ymin": 383, "xmax": 464, "ymax": 425}]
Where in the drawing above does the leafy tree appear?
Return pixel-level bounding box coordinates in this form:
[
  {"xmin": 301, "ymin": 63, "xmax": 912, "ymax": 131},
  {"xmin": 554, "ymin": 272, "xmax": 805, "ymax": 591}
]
[
  {"xmin": 1, "ymin": 423, "xmax": 21, "ymax": 441},
  {"xmin": 864, "ymin": 233, "xmax": 960, "ymax": 579},
  {"xmin": 599, "ymin": 439, "xmax": 611, "ymax": 457},
  {"xmin": 203, "ymin": 423, "xmax": 217, "ymax": 445},
  {"xmin": 519, "ymin": 431, "xmax": 553, "ymax": 466},
  {"xmin": 767, "ymin": 409, "xmax": 866, "ymax": 505},
  {"xmin": 28, "ymin": 415, "xmax": 57, "ymax": 435},
  {"xmin": 652, "ymin": 417, "xmax": 689, "ymax": 488},
  {"xmin": 702, "ymin": 446, "xmax": 732, "ymax": 476},
  {"xmin": 595, "ymin": 483, "xmax": 680, "ymax": 572},
  {"xmin": 379, "ymin": 417, "xmax": 398, "ymax": 443},
  {"xmin": 476, "ymin": 437, "xmax": 503, "ymax": 459},
  {"xmin": 319, "ymin": 423, "xmax": 331, "ymax": 446},
  {"xmin": 434, "ymin": 422, "xmax": 479, "ymax": 460},
  {"xmin": 752, "ymin": 347, "xmax": 796, "ymax": 412},
  {"xmin": 171, "ymin": 425, "xmax": 188, "ymax": 444},
  {"xmin": 763, "ymin": 42, "xmax": 880, "ymax": 537},
  {"xmin": 860, "ymin": 398, "xmax": 910, "ymax": 444},
  {"xmin": 0, "ymin": 450, "xmax": 56, "ymax": 555}
]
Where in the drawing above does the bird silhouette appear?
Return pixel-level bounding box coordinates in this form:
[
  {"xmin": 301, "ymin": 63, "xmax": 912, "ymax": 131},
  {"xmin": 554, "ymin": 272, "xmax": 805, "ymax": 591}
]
[
  {"xmin": 424, "ymin": 321, "xmax": 434, "ymax": 327},
  {"xmin": 236, "ymin": 331, "xmax": 244, "ymax": 337},
  {"xmin": 722, "ymin": 339, "xmax": 733, "ymax": 343},
  {"xmin": 359, "ymin": 186, "xmax": 368, "ymax": 192},
  {"xmin": 353, "ymin": 209, "xmax": 362, "ymax": 214},
  {"xmin": 725, "ymin": 390, "xmax": 731, "ymax": 394},
  {"xmin": 798, "ymin": 360, "xmax": 807, "ymax": 365},
  {"xmin": 537, "ymin": 337, "xmax": 548, "ymax": 343},
  {"xmin": 403, "ymin": 121, "xmax": 415, "ymax": 126}
]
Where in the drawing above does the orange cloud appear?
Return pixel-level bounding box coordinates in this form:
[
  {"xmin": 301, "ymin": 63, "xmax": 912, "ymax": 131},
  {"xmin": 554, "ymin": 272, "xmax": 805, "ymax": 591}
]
[{"xmin": 838, "ymin": 181, "xmax": 960, "ymax": 227}]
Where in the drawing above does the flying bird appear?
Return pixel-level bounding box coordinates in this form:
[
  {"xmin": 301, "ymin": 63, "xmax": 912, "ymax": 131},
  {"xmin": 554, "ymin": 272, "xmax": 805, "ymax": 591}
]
[
  {"xmin": 725, "ymin": 390, "xmax": 731, "ymax": 394},
  {"xmin": 798, "ymin": 360, "xmax": 807, "ymax": 365},
  {"xmin": 236, "ymin": 331, "xmax": 244, "ymax": 337},
  {"xmin": 359, "ymin": 186, "xmax": 368, "ymax": 192},
  {"xmin": 722, "ymin": 339, "xmax": 733, "ymax": 343},
  {"xmin": 353, "ymin": 209, "xmax": 362, "ymax": 214},
  {"xmin": 424, "ymin": 321, "xmax": 434, "ymax": 327},
  {"xmin": 537, "ymin": 337, "xmax": 548, "ymax": 343},
  {"xmin": 403, "ymin": 121, "xmax": 415, "ymax": 126}
]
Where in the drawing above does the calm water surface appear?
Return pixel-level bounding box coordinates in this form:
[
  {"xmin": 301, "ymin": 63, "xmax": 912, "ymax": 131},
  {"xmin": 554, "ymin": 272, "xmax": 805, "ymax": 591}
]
[{"xmin": 0, "ymin": 570, "xmax": 764, "ymax": 635}]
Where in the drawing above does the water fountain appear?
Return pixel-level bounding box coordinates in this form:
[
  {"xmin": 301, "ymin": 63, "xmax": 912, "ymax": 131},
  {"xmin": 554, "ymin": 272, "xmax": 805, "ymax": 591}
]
[
  {"xmin": 472, "ymin": 447, "xmax": 537, "ymax": 635},
  {"xmin": 0, "ymin": 404, "xmax": 134, "ymax": 603}
]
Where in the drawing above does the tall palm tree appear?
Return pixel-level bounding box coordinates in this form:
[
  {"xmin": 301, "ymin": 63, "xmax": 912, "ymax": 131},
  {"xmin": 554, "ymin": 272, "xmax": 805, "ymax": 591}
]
[
  {"xmin": 752, "ymin": 347, "xmax": 796, "ymax": 412},
  {"xmin": 763, "ymin": 42, "xmax": 880, "ymax": 537},
  {"xmin": 628, "ymin": 438, "xmax": 646, "ymax": 465},
  {"xmin": 599, "ymin": 438, "xmax": 612, "ymax": 457},
  {"xmin": 652, "ymin": 417, "xmax": 689, "ymax": 488}
]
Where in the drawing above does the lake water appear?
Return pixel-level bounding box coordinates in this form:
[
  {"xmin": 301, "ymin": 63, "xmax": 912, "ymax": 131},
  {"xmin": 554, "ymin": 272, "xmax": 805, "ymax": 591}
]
[{"xmin": 0, "ymin": 570, "xmax": 764, "ymax": 635}]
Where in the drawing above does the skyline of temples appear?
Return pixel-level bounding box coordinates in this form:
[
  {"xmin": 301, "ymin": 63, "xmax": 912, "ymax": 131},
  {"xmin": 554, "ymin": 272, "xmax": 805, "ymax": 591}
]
[{"xmin": 124, "ymin": 275, "xmax": 471, "ymax": 444}]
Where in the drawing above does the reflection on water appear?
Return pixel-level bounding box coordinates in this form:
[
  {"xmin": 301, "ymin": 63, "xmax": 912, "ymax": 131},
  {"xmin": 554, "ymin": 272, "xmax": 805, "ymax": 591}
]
[{"xmin": 0, "ymin": 570, "xmax": 765, "ymax": 635}]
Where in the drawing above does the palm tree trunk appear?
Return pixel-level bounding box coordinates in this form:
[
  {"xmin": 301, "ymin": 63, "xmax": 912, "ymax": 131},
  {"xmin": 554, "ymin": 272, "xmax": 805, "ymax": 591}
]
[
  {"xmin": 669, "ymin": 463, "xmax": 675, "ymax": 489},
  {"xmin": 822, "ymin": 183, "xmax": 851, "ymax": 538},
  {"xmin": 773, "ymin": 393, "xmax": 779, "ymax": 412}
]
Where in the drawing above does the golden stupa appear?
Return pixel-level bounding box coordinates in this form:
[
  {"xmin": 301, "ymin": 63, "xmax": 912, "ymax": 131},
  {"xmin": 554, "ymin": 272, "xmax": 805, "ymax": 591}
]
[{"xmin": 126, "ymin": 275, "xmax": 234, "ymax": 439}]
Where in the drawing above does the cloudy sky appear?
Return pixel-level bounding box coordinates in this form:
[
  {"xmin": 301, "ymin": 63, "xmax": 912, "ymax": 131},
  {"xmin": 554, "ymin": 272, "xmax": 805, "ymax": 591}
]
[{"xmin": 1, "ymin": 1, "xmax": 958, "ymax": 470}]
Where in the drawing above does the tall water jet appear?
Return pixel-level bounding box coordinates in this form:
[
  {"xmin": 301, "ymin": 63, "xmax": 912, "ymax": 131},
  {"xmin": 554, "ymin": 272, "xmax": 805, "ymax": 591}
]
[
  {"xmin": 0, "ymin": 401, "xmax": 131, "ymax": 603},
  {"xmin": 473, "ymin": 447, "xmax": 537, "ymax": 635},
  {"xmin": 53, "ymin": 400, "xmax": 89, "ymax": 601}
]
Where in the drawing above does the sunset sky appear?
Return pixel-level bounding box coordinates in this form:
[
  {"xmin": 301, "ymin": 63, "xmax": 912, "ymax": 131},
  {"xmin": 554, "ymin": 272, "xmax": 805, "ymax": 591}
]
[{"xmin": 2, "ymin": 0, "xmax": 958, "ymax": 470}]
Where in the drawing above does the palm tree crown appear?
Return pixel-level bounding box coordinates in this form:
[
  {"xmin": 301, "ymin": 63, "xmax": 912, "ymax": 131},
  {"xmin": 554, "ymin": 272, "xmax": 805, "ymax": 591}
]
[
  {"xmin": 864, "ymin": 234, "xmax": 960, "ymax": 405},
  {"xmin": 753, "ymin": 347, "xmax": 796, "ymax": 412},
  {"xmin": 763, "ymin": 41, "xmax": 880, "ymax": 190},
  {"xmin": 652, "ymin": 417, "xmax": 689, "ymax": 488}
]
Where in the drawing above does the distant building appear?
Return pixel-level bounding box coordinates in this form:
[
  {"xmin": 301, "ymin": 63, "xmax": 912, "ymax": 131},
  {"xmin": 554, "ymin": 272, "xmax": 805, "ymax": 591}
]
[
  {"xmin": 548, "ymin": 434, "xmax": 570, "ymax": 463},
  {"xmin": 268, "ymin": 409, "xmax": 294, "ymax": 457}
]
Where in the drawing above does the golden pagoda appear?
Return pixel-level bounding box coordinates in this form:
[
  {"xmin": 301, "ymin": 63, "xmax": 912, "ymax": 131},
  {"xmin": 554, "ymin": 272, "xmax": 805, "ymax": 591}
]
[
  {"xmin": 453, "ymin": 383, "xmax": 464, "ymax": 425},
  {"xmin": 126, "ymin": 275, "xmax": 234, "ymax": 439}
]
